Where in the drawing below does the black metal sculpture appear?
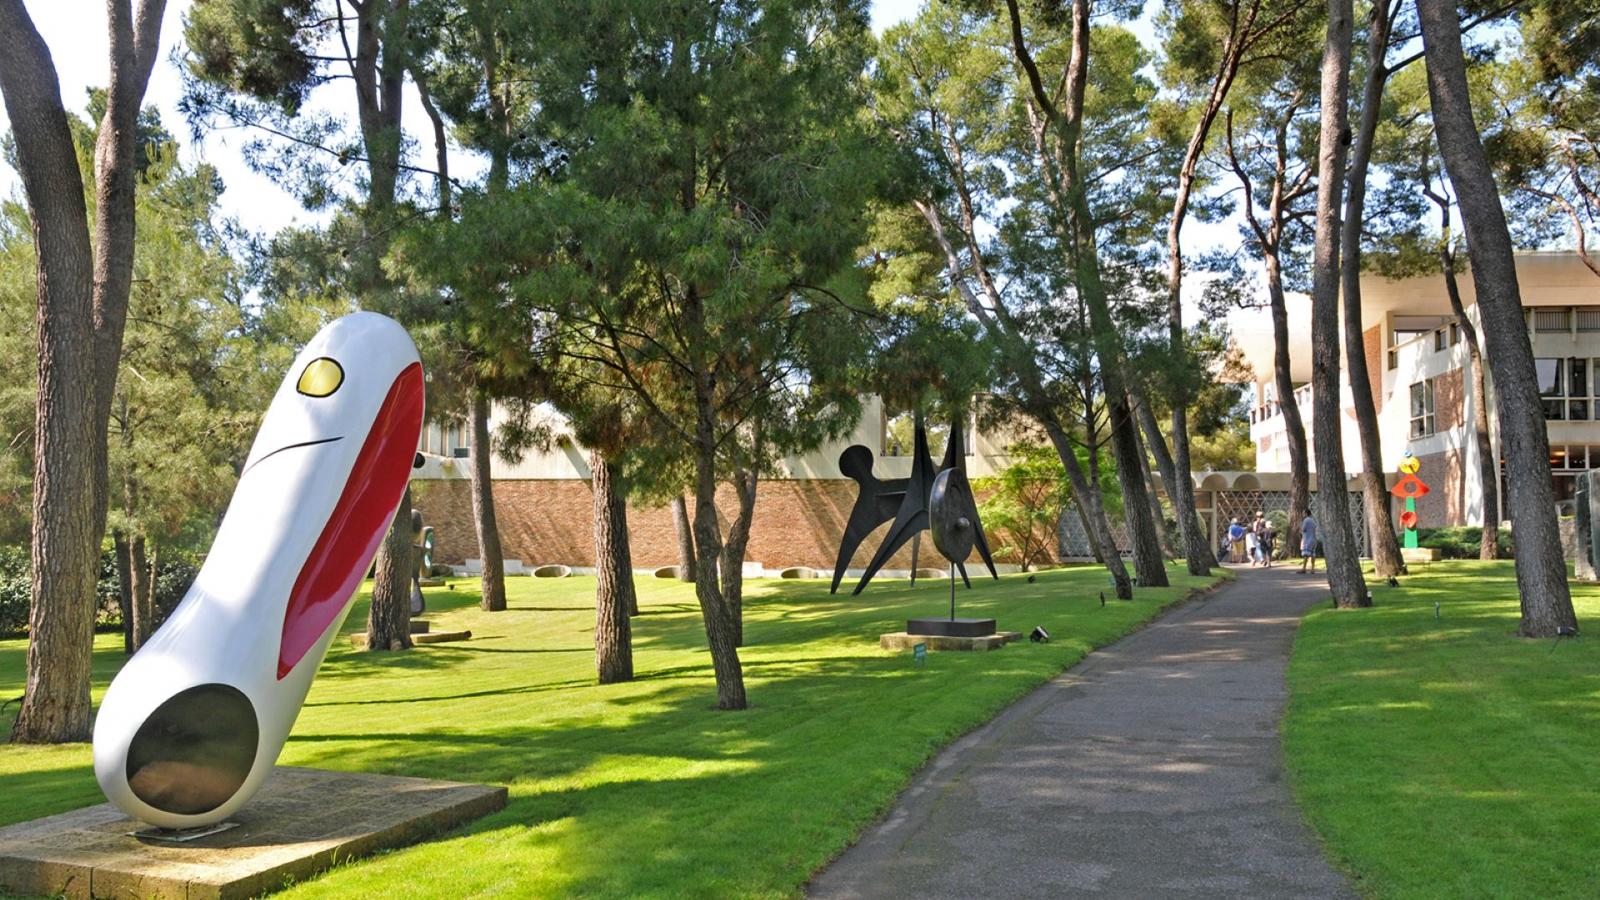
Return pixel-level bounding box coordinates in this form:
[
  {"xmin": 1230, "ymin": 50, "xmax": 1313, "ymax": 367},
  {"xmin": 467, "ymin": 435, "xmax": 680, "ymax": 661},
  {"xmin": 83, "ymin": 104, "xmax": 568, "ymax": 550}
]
[{"xmin": 832, "ymin": 410, "xmax": 998, "ymax": 595}]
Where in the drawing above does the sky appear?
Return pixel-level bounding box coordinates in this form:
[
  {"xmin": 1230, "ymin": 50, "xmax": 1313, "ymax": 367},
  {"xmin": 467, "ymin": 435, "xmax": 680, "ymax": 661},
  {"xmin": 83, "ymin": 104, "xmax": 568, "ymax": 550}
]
[
  {"xmin": 0, "ymin": 0, "xmax": 930, "ymax": 232},
  {"xmin": 0, "ymin": 0, "xmax": 1235, "ymax": 323}
]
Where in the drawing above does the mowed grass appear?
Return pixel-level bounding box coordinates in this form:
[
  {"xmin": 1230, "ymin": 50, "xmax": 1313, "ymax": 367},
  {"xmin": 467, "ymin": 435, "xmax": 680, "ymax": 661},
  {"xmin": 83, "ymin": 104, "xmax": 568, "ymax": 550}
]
[
  {"xmin": 1285, "ymin": 561, "xmax": 1600, "ymax": 899},
  {"xmin": 0, "ymin": 562, "xmax": 1220, "ymax": 898}
]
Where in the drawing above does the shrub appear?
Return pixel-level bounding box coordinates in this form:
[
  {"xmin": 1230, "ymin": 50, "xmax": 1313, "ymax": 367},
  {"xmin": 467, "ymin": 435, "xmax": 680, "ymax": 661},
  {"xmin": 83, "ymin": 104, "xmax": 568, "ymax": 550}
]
[
  {"xmin": 1415, "ymin": 526, "xmax": 1513, "ymax": 559},
  {"xmin": 1, "ymin": 545, "xmax": 202, "ymax": 637},
  {"xmin": 0, "ymin": 545, "xmax": 28, "ymax": 635}
]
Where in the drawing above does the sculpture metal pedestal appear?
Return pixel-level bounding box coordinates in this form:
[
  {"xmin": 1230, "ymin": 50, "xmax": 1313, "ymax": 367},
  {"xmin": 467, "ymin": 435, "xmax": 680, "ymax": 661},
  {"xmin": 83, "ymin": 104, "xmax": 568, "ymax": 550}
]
[{"xmin": 905, "ymin": 617, "xmax": 998, "ymax": 638}]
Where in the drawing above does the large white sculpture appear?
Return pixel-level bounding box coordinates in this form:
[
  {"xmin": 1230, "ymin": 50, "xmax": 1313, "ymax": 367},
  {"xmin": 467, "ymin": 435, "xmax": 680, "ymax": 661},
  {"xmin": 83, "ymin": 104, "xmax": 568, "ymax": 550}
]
[{"xmin": 93, "ymin": 312, "xmax": 425, "ymax": 828}]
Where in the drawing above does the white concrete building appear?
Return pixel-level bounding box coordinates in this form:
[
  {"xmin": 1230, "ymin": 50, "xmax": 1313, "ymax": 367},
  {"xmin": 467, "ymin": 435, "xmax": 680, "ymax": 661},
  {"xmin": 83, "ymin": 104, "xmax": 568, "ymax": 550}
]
[{"xmin": 1230, "ymin": 252, "xmax": 1600, "ymax": 527}]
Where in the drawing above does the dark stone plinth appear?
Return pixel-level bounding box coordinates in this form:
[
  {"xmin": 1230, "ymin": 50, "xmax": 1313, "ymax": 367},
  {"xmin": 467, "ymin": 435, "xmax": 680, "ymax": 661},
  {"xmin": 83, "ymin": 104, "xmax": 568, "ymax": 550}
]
[
  {"xmin": 0, "ymin": 767, "xmax": 507, "ymax": 900},
  {"xmin": 907, "ymin": 617, "xmax": 997, "ymax": 638}
]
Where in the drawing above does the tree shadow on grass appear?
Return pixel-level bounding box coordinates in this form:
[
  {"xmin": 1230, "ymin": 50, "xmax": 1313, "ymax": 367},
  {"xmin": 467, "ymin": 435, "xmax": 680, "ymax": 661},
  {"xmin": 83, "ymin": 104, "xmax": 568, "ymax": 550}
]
[{"xmin": 274, "ymin": 647, "xmax": 1097, "ymax": 898}]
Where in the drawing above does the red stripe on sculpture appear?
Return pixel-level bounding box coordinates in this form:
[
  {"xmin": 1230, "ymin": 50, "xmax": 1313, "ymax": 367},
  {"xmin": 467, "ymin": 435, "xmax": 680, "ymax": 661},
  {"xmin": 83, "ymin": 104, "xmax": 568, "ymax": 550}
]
[{"xmin": 277, "ymin": 362, "xmax": 424, "ymax": 679}]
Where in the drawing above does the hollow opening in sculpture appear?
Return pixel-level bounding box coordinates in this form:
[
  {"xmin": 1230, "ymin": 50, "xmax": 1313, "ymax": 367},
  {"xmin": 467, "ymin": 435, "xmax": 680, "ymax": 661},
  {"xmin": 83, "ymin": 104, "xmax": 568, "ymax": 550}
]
[{"xmin": 126, "ymin": 683, "xmax": 259, "ymax": 816}]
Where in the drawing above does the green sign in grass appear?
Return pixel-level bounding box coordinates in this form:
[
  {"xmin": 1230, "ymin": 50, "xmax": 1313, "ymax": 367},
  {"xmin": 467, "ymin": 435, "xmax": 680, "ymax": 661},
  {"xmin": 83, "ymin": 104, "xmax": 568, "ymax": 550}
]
[{"xmin": 913, "ymin": 642, "xmax": 927, "ymax": 666}]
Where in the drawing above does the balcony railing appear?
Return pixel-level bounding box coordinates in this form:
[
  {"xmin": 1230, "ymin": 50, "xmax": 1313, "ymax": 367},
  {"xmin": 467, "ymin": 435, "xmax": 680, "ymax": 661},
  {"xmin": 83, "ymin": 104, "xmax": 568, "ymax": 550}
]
[{"xmin": 1252, "ymin": 383, "xmax": 1314, "ymax": 425}]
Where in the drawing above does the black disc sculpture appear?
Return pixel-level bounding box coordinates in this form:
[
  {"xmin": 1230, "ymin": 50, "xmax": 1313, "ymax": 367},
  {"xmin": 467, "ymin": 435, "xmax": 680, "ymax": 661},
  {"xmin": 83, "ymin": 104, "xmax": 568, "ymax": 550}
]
[{"xmin": 831, "ymin": 410, "xmax": 998, "ymax": 605}]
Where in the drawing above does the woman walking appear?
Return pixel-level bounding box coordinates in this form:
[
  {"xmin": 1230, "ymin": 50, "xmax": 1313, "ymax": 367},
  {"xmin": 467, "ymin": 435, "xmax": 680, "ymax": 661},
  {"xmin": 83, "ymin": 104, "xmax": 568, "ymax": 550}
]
[{"xmin": 1299, "ymin": 512, "xmax": 1319, "ymax": 574}]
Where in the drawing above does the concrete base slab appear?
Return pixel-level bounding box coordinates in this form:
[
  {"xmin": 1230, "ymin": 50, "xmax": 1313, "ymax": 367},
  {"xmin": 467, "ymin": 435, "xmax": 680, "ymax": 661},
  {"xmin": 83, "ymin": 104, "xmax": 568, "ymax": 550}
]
[
  {"xmin": 880, "ymin": 631, "xmax": 1020, "ymax": 652},
  {"xmin": 0, "ymin": 767, "xmax": 507, "ymax": 900},
  {"xmin": 349, "ymin": 629, "xmax": 470, "ymax": 649},
  {"xmin": 1401, "ymin": 547, "xmax": 1441, "ymax": 563}
]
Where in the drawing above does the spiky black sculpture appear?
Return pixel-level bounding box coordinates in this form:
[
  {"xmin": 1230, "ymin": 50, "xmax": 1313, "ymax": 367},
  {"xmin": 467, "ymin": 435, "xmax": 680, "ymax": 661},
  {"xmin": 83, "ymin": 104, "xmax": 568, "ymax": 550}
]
[{"xmin": 831, "ymin": 410, "xmax": 998, "ymax": 595}]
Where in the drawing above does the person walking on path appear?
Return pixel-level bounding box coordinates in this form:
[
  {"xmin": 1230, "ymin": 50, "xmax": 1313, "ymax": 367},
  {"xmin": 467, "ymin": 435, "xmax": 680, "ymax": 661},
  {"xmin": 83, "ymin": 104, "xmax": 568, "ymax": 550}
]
[
  {"xmin": 1261, "ymin": 520, "xmax": 1277, "ymax": 568},
  {"xmin": 1299, "ymin": 511, "xmax": 1319, "ymax": 574},
  {"xmin": 1245, "ymin": 525, "xmax": 1260, "ymax": 567},
  {"xmin": 1251, "ymin": 512, "xmax": 1269, "ymax": 566},
  {"xmin": 1227, "ymin": 518, "xmax": 1247, "ymax": 564}
]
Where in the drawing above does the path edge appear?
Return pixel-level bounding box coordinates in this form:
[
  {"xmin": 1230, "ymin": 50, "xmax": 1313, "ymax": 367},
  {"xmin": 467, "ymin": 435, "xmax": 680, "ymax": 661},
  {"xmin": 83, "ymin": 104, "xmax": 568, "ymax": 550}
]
[{"xmin": 801, "ymin": 569, "xmax": 1235, "ymax": 893}]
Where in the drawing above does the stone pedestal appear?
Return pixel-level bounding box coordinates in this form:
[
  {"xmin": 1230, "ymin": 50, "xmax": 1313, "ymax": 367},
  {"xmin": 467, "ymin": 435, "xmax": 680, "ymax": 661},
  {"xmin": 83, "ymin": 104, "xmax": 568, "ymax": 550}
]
[
  {"xmin": 1400, "ymin": 547, "xmax": 1441, "ymax": 564},
  {"xmin": 880, "ymin": 631, "xmax": 1020, "ymax": 652},
  {"xmin": 0, "ymin": 767, "xmax": 506, "ymax": 900}
]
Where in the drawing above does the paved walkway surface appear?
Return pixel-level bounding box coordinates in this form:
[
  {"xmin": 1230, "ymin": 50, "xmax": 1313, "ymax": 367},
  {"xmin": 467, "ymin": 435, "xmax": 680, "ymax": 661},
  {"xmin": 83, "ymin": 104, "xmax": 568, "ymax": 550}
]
[{"xmin": 808, "ymin": 565, "xmax": 1355, "ymax": 899}]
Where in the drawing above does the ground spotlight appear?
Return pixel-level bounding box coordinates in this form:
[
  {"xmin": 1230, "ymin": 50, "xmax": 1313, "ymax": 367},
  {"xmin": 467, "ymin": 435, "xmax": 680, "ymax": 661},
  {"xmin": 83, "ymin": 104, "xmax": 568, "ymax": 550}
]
[{"xmin": 1030, "ymin": 626, "xmax": 1050, "ymax": 643}]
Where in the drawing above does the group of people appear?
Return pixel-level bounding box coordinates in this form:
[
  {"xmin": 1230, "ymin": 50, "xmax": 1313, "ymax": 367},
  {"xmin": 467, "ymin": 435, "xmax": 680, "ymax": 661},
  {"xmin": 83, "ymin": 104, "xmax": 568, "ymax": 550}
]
[{"xmin": 1224, "ymin": 511, "xmax": 1321, "ymax": 573}]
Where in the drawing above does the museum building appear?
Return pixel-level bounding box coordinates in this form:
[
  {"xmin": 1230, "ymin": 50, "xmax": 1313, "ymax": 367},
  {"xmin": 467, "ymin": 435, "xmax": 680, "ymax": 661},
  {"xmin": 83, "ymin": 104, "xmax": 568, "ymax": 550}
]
[
  {"xmin": 409, "ymin": 397, "xmax": 1026, "ymax": 575},
  {"xmin": 1236, "ymin": 251, "xmax": 1600, "ymax": 531}
]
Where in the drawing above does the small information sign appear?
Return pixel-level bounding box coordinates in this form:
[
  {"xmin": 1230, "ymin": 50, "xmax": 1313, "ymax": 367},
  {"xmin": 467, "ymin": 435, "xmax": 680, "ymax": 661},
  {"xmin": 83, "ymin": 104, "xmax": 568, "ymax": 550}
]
[{"xmin": 913, "ymin": 642, "xmax": 927, "ymax": 667}]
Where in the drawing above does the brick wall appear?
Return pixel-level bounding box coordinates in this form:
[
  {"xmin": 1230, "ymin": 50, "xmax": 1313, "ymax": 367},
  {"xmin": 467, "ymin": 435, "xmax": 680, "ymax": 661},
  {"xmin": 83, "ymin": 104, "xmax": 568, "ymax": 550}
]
[
  {"xmin": 1406, "ymin": 448, "xmax": 1468, "ymax": 528},
  {"xmin": 1363, "ymin": 324, "xmax": 1383, "ymax": 413},
  {"xmin": 1435, "ymin": 368, "xmax": 1464, "ymax": 432},
  {"xmin": 412, "ymin": 478, "xmax": 938, "ymax": 571}
]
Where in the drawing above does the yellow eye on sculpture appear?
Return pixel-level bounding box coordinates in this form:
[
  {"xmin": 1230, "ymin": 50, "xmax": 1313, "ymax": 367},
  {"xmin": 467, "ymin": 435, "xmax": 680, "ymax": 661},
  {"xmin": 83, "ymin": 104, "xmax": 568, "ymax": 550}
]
[{"xmin": 296, "ymin": 358, "xmax": 344, "ymax": 397}]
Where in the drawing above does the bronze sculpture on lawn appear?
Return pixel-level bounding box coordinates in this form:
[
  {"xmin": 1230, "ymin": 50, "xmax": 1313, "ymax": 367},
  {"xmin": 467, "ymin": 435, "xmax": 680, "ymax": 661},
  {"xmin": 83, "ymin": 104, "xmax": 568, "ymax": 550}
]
[{"xmin": 831, "ymin": 410, "xmax": 998, "ymax": 595}]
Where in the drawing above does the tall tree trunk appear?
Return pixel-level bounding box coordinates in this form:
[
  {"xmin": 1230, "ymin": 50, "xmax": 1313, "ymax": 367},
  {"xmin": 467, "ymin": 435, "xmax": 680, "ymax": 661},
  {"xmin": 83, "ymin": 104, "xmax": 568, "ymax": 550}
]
[
  {"xmin": 1134, "ymin": 398, "xmax": 1208, "ymax": 557},
  {"xmin": 671, "ymin": 493, "xmax": 696, "ymax": 584},
  {"xmin": 87, "ymin": 0, "xmax": 170, "ymax": 556},
  {"xmin": 1074, "ymin": 502, "xmax": 1104, "ymax": 564},
  {"xmin": 590, "ymin": 450, "xmax": 634, "ymax": 684},
  {"xmin": 1425, "ymin": 174, "xmax": 1501, "ymax": 559},
  {"xmin": 1064, "ymin": 287, "xmax": 1165, "ymax": 585},
  {"xmin": 469, "ymin": 391, "xmax": 507, "ymax": 611},
  {"xmin": 113, "ymin": 532, "xmax": 134, "ymax": 655},
  {"xmin": 1004, "ymin": 0, "xmax": 1167, "ymax": 589},
  {"xmin": 1161, "ymin": 37, "xmax": 1245, "ymax": 579},
  {"xmin": 1418, "ymin": 0, "xmax": 1575, "ymax": 635},
  {"xmin": 913, "ymin": 190, "xmax": 1132, "ymax": 594},
  {"xmin": 720, "ymin": 468, "xmax": 757, "ymax": 646},
  {"xmin": 0, "ymin": 3, "xmax": 101, "ymax": 743},
  {"xmin": 1042, "ymin": 417, "xmax": 1133, "ymax": 598},
  {"xmin": 686, "ymin": 287, "xmax": 746, "ymax": 708},
  {"xmin": 1310, "ymin": 0, "xmax": 1369, "ymax": 608},
  {"xmin": 1135, "ymin": 428, "xmax": 1173, "ymax": 558},
  {"xmin": 366, "ymin": 487, "xmax": 415, "ymax": 652},
  {"xmin": 128, "ymin": 534, "xmax": 153, "ymax": 650},
  {"xmin": 1265, "ymin": 251, "xmax": 1313, "ymax": 547},
  {"xmin": 353, "ymin": 0, "xmax": 413, "ymax": 631},
  {"xmin": 690, "ymin": 444, "xmax": 747, "ymax": 709},
  {"xmin": 1340, "ymin": 0, "xmax": 1404, "ymax": 578},
  {"xmin": 1438, "ymin": 229, "xmax": 1500, "ymax": 559}
]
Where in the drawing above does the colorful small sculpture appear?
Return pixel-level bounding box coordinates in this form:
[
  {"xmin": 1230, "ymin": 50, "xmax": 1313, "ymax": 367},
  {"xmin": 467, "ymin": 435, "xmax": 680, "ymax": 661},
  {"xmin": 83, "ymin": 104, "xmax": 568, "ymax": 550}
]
[
  {"xmin": 1392, "ymin": 451, "xmax": 1430, "ymax": 549},
  {"xmin": 93, "ymin": 312, "xmax": 425, "ymax": 829}
]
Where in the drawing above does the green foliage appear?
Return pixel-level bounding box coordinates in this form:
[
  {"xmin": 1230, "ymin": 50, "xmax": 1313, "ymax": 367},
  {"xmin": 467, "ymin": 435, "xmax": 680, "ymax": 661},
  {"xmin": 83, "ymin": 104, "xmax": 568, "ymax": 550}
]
[
  {"xmin": 1286, "ymin": 562, "xmax": 1599, "ymax": 898},
  {"xmin": 409, "ymin": 0, "xmax": 901, "ymax": 498},
  {"xmin": 108, "ymin": 141, "xmax": 257, "ymax": 555},
  {"xmin": 184, "ymin": 0, "xmax": 324, "ymax": 112},
  {"xmin": 0, "ymin": 565, "xmax": 1222, "ymax": 894},
  {"xmin": 0, "ymin": 203, "xmax": 33, "ymax": 545},
  {"xmin": 1415, "ymin": 526, "xmax": 1513, "ymax": 559},
  {"xmin": 975, "ymin": 441, "xmax": 1073, "ymax": 570},
  {"xmin": 0, "ymin": 545, "xmax": 200, "ymax": 637},
  {"xmin": 0, "ymin": 546, "xmax": 27, "ymax": 636}
]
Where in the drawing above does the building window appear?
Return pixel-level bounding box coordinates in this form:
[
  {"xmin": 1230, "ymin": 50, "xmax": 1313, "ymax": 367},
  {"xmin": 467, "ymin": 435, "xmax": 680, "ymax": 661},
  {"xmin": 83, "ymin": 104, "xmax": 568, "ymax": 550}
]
[
  {"xmin": 1550, "ymin": 445, "xmax": 1600, "ymax": 503},
  {"xmin": 1387, "ymin": 348, "xmax": 1398, "ymax": 370},
  {"xmin": 1450, "ymin": 322, "xmax": 1460, "ymax": 345},
  {"xmin": 1535, "ymin": 357, "xmax": 1600, "ymax": 420},
  {"xmin": 1409, "ymin": 379, "xmax": 1436, "ymax": 439},
  {"xmin": 1434, "ymin": 329, "xmax": 1447, "ymax": 351},
  {"xmin": 1535, "ymin": 308, "xmax": 1570, "ymax": 332},
  {"xmin": 1580, "ymin": 309, "xmax": 1600, "ymax": 332}
]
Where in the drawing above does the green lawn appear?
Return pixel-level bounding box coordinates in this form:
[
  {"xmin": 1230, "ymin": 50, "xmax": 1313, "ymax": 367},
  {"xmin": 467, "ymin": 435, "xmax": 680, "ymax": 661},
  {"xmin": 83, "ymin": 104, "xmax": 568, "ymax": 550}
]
[
  {"xmin": 1, "ymin": 563, "xmax": 1220, "ymax": 898},
  {"xmin": 1285, "ymin": 561, "xmax": 1600, "ymax": 899}
]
